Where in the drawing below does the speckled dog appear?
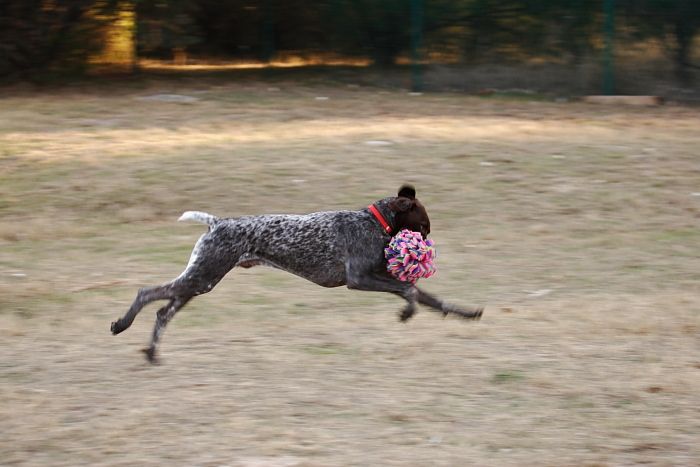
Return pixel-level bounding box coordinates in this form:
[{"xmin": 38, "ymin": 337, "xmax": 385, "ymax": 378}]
[{"xmin": 111, "ymin": 185, "xmax": 483, "ymax": 363}]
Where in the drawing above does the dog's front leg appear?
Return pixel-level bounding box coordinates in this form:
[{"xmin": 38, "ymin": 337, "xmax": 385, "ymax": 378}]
[
  {"xmin": 345, "ymin": 261, "xmax": 418, "ymax": 320},
  {"xmin": 414, "ymin": 287, "xmax": 483, "ymax": 320}
]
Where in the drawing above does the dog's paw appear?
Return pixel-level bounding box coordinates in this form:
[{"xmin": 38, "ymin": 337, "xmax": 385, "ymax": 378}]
[
  {"xmin": 110, "ymin": 320, "xmax": 124, "ymax": 335},
  {"xmin": 461, "ymin": 306, "xmax": 483, "ymax": 320},
  {"xmin": 141, "ymin": 347, "xmax": 160, "ymax": 365},
  {"xmin": 444, "ymin": 305, "xmax": 483, "ymax": 321},
  {"xmin": 399, "ymin": 305, "xmax": 416, "ymax": 322}
]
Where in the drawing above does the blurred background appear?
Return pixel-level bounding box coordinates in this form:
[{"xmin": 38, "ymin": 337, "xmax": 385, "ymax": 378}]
[
  {"xmin": 1, "ymin": 2, "xmax": 699, "ymax": 467},
  {"xmin": 1, "ymin": 0, "xmax": 699, "ymax": 98}
]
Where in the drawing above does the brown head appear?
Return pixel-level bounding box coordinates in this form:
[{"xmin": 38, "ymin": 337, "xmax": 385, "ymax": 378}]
[{"xmin": 388, "ymin": 185, "xmax": 431, "ymax": 238}]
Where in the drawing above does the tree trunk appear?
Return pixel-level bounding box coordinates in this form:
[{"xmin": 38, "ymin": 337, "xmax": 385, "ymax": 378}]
[{"xmin": 674, "ymin": 22, "xmax": 691, "ymax": 83}]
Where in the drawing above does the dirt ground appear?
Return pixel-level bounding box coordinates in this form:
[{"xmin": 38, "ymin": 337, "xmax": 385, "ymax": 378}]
[{"xmin": 1, "ymin": 77, "xmax": 699, "ymax": 466}]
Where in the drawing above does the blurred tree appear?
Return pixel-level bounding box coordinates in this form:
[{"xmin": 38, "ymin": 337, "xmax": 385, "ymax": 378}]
[
  {"xmin": 0, "ymin": 0, "xmax": 116, "ymax": 78},
  {"xmin": 0, "ymin": 0, "xmax": 697, "ymax": 85},
  {"xmin": 187, "ymin": 1, "xmax": 325, "ymax": 61},
  {"xmin": 624, "ymin": 0, "xmax": 700, "ymax": 82},
  {"xmin": 92, "ymin": 2, "xmax": 137, "ymax": 71},
  {"xmin": 434, "ymin": 0, "xmax": 600, "ymax": 64},
  {"xmin": 354, "ymin": 0, "xmax": 411, "ymax": 65},
  {"xmin": 135, "ymin": 0, "xmax": 199, "ymax": 60},
  {"xmin": 542, "ymin": 0, "xmax": 600, "ymax": 65}
]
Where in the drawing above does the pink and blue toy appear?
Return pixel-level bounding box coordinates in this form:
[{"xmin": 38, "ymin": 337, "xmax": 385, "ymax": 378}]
[{"xmin": 385, "ymin": 229, "xmax": 436, "ymax": 283}]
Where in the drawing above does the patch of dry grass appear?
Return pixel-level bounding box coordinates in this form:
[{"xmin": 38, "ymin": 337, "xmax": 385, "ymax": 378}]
[{"xmin": 1, "ymin": 80, "xmax": 699, "ymax": 466}]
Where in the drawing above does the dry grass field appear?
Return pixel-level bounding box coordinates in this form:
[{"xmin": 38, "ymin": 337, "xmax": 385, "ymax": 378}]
[{"xmin": 1, "ymin": 76, "xmax": 699, "ymax": 466}]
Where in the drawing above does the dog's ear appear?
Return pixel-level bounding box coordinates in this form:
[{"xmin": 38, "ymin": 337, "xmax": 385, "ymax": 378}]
[
  {"xmin": 389, "ymin": 197, "xmax": 412, "ymax": 212},
  {"xmin": 398, "ymin": 185, "xmax": 416, "ymax": 199}
]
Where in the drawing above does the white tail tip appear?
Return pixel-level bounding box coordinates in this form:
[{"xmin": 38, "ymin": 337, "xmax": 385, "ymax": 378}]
[{"xmin": 178, "ymin": 211, "xmax": 217, "ymax": 225}]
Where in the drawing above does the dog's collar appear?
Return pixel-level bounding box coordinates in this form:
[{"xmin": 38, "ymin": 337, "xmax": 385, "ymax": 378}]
[{"xmin": 368, "ymin": 204, "xmax": 392, "ymax": 234}]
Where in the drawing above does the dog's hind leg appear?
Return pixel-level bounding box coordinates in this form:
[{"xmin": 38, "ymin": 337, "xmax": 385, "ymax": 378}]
[
  {"xmin": 137, "ymin": 256, "xmax": 236, "ymax": 362},
  {"xmin": 142, "ymin": 295, "xmax": 192, "ymax": 364},
  {"xmin": 110, "ymin": 232, "xmax": 222, "ymax": 336},
  {"xmin": 111, "ymin": 284, "xmax": 177, "ymax": 335}
]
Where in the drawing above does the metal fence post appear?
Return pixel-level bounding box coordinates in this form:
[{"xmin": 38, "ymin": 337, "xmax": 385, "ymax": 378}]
[
  {"xmin": 410, "ymin": 0, "xmax": 424, "ymax": 92},
  {"xmin": 603, "ymin": 0, "xmax": 615, "ymax": 95},
  {"xmin": 261, "ymin": 0, "xmax": 274, "ymax": 63}
]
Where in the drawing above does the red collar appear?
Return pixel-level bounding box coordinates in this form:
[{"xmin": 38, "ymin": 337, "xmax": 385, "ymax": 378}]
[{"xmin": 368, "ymin": 204, "xmax": 392, "ymax": 234}]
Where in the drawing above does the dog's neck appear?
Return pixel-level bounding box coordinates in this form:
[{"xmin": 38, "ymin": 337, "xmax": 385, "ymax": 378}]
[
  {"xmin": 368, "ymin": 198, "xmax": 399, "ymax": 235},
  {"xmin": 368, "ymin": 203, "xmax": 392, "ymax": 234}
]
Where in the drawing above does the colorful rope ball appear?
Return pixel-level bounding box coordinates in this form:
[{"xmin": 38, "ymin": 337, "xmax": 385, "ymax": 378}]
[{"xmin": 384, "ymin": 229, "xmax": 436, "ymax": 283}]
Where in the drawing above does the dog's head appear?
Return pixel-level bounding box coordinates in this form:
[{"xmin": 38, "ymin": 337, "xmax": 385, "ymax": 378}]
[{"xmin": 389, "ymin": 185, "xmax": 430, "ymax": 238}]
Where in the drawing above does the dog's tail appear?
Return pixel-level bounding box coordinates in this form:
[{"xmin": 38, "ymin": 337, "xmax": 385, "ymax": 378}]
[{"xmin": 178, "ymin": 211, "xmax": 219, "ymax": 227}]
